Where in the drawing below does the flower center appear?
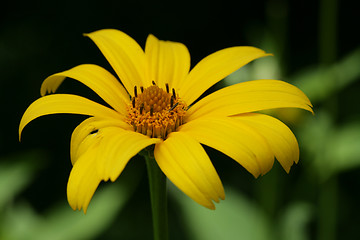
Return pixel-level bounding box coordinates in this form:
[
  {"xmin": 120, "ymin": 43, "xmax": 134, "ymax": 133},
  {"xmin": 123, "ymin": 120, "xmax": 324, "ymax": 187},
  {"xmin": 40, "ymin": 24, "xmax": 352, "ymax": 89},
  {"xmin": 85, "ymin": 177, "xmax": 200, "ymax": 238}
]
[{"xmin": 126, "ymin": 82, "xmax": 187, "ymax": 139}]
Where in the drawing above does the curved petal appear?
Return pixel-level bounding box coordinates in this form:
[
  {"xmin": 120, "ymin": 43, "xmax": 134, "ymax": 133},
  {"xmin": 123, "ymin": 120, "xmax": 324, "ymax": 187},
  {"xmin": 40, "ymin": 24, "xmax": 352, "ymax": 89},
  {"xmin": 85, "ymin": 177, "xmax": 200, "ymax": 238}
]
[
  {"xmin": 179, "ymin": 46, "xmax": 272, "ymax": 105},
  {"xmin": 96, "ymin": 127, "xmax": 161, "ymax": 182},
  {"xmin": 41, "ymin": 64, "xmax": 130, "ymax": 114},
  {"xmin": 233, "ymin": 113, "xmax": 299, "ymax": 173},
  {"xmin": 85, "ymin": 29, "xmax": 149, "ymax": 94},
  {"xmin": 186, "ymin": 80, "xmax": 313, "ymax": 121},
  {"xmin": 179, "ymin": 117, "xmax": 274, "ymax": 177},
  {"xmin": 145, "ymin": 34, "xmax": 190, "ymax": 90},
  {"xmin": 67, "ymin": 126, "xmax": 159, "ymax": 213},
  {"xmin": 154, "ymin": 132, "xmax": 224, "ymax": 209},
  {"xmin": 70, "ymin": 117, "xmax": 132, "ymax": 165},
  {"xmin": 19, "ymin": 94, "xmax": 121, "ymax": 140},
  {"xmin": 67, "ymin": 141, "xmax": 101, "ymax": 214}
]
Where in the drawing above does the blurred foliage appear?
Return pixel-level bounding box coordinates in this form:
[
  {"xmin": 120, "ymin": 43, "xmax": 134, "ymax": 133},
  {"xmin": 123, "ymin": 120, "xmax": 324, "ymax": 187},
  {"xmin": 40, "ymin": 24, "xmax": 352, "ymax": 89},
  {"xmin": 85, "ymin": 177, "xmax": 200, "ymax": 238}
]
[
  {"xmin": 171, "ymin": 184, "xmax": 313, "ymax": 240},
  {"xmin": 0, "ymin": 152, "xmax": 141, "ymax": 240}
]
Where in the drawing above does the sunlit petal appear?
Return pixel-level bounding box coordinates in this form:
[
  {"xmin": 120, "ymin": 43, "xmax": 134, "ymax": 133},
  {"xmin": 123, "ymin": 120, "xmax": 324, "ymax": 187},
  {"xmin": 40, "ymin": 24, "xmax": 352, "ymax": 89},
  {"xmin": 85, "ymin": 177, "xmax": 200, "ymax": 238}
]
[
  {"xmin": 85, "ymin": 29, "xmax": 149, "ymax": 94},
  {"xmin": 154, "ymin": 132, "xmax": 224, "ymax": 209},
  {"xmin": 68, "ymin": 126, "xmax": 159, "ymax": 213},
  {"xmin": 67, "ymin": 142, "xmax": 101, "ymax": 214},
  {"xmin": 70, "ymin": 117, "xmax": 132, "ymax": 165},
  {"xmin": 40, "ymin": 64, "xmax": 130, "ymax": 114},
  {"xmin": 233, "ymin": 113, "xmax": 299, "ymax": 173},
  {"xmin": 179, "ymin": 117, "xmax": 274, "ymax": 177},
  {"xmin": 179, "ymin": 47, "xmax": 271, "ymax": 105},
  {"xmin": 97, "ymin": 127, "xmax": 161, "ymax": 181},
  {"xmin": 145, "ymin": 34, "xmax": 190, "ymax": 90},
  {"xmin": 186, "ymin": 80, "xmax": 313, "ymax": 121},
  {"xmin": 19, "ymin": 94, "xmax": 121, "ymax": 141}
]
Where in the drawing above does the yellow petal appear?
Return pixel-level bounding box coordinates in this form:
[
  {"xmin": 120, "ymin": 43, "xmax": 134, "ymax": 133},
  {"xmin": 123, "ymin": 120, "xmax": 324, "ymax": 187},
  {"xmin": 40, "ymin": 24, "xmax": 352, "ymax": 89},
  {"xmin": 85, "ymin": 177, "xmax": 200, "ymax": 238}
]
[
  {"xmin": 154, "ymin": 132, "xmax": 224, "ymax": 209},
  {"xmin": 67, "ymin": 126, "xmax": 159, "ymax": 213},
  {"xmin": 145, "ymin": 34, "xmax": 190, "ymax": 90},
  {"xmin": 19, "ymin": 94, "xmax": 121, "ymax": 141},
  {"xmin": 234, "ymin": 113, "xmax": 299, "ymax": 173},
  {"xmin": 96, "ymin": 127, "xmax": 161, "ymax": 182},
  {"xmin": 40, "ymin": 64, "xmax": 130, "ymax": 114},
  {"xmin": 186, "ymin": 80, "xmax": 313, "ymax": 121},
  {"xmin": 179, "ymin": 117, "xmax": 274, "ymax": 177},
  {"xmin": 70, "ymin": 117, "xmax": 132, "ymax": 165},
  {"xmin": 85, "ymin": 29, "xmax": 149, "ymax": 94},
  {"xmin": 67, "ymin": 142, "xmax": 101, "ymax": 214},
  {"xmin": 179, "ymin": 47, "xmax": 272, "ymax": 105}
]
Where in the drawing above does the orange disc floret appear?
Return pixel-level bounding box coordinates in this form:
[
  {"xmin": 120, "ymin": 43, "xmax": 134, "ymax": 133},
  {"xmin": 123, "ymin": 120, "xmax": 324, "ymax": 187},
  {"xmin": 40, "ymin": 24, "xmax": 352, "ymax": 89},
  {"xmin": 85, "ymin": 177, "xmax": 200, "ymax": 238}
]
[{"xmin": 126, "ymin": 83, "xmax": 187, "ymax": 139}]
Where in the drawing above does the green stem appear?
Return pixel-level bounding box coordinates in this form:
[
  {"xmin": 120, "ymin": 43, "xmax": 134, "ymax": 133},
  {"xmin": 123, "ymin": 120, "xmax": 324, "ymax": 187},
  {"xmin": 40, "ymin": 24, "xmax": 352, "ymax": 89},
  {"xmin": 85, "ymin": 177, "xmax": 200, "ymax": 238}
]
[{"xmin": 145, "ymin": 154, "xmax": 168, "ymax": 240}]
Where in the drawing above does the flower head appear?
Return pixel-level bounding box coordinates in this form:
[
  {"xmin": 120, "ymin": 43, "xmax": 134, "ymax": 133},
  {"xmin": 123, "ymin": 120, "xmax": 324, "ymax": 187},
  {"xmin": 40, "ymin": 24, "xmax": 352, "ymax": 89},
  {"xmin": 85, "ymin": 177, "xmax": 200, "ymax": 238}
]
[{"xmin": 19, "ymin": 29, "xmax": 313, "ymax": 213}]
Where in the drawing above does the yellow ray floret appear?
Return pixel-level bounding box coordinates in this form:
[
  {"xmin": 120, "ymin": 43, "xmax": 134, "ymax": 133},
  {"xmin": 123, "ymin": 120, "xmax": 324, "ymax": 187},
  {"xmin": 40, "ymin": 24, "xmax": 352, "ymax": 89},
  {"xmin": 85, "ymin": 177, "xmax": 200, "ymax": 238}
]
[{"xmin": 154, "ymin": 132, "xmax": 225, "ymax": 209}]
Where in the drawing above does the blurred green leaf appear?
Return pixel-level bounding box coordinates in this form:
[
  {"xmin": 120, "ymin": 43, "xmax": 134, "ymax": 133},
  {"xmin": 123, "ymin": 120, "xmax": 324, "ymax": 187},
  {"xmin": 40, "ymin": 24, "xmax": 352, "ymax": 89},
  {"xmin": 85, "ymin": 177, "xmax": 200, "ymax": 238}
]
[
  {"xmin": 225, "ymin": 56, "xmax": 280, "ymax": 86},
  {"xmin": 1, "ymin": 162, "xmax": 142, "ymax": 240},
  {"xmin": 171, "ymin": 184, "xmax": 272, "ymax": 240},
  {"xmin": 293, "ymin": 48, "xmax": 360, "ymax": 103},
  {"xmin": 278, "ymin": 202, "xmax": 313, "ymax": 240},
  {"xmin": 0, "ymin": 151, "xmax": 45, "ymax": 209},
  {"xmin": 299, "ymin": 111, "xmax": 360, "ymax": 180},
  {"xmin": 0, "ymin": 202, "xmax": 41, "ymax": 240},
  {"xmin": 326, "ymin": 123, "xmax": 360, "ymax": 173},
  {"xmin": 33, "ymin": 181, "xmax": 132, "ymax": 240}
]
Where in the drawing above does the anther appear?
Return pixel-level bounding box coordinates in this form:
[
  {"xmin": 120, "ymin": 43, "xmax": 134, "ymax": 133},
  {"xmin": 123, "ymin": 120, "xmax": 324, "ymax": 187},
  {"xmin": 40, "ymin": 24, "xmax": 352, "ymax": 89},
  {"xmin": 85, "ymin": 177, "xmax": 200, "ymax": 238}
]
[
  {"xmin": 134, "ymin": 86, "xmax": 138, "ymax": 97},
  {"xmin": 152, "ymin": 80, "xmax": 156, "ymax": 85},
  {"xmin": 140, "ymin": 103, "xmax": 144, "ymax": 114},
  {"xmin": 132, "ymin": 98, "xmax": 135, "ymax": 108},
  {"xmin": 168, "ymin": 102, "xmax": 179, "ymax": 112},
  {"xmin": 126, "ymin": 84, "xmax": 188, "ymax": 140},
  {"xmin": 170, "ymin": 96, "xmax": 174, "ymax": 107},
  {"xmin": 90, "ymin": 129, "xmax": 98, "ymax": 134}
]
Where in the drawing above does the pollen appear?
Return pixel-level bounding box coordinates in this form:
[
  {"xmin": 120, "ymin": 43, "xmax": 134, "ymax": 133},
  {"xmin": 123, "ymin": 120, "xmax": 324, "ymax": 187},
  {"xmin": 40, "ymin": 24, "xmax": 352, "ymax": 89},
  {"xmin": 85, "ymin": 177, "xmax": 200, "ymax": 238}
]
[{"xmin": 126, "ymin": 83, "xmax": 187, "ymax": 139}]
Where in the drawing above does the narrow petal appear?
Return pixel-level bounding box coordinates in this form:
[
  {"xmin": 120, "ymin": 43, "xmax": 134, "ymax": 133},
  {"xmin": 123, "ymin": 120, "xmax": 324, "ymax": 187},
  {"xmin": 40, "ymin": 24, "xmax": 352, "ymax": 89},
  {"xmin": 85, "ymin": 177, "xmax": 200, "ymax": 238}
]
[
  {"xmin": 145, "ymin": 34, "xmax": 190, "ymax": 90},
  {"xmin": 70, "ymin": 117, "xmax": 132, "ymax": 165},
  {"xmin": 19, "ymin": 94, "xmax": 121, "ymax": 140},
  {"xmin": 40, "ymin": 64, "xmax": 130, "ymax": 114},
  {"xmin": 154, "ymin": 132, "xmax": 224, "ymax": 209},
  {"xmin": 234, "ymin": 113, "xmax": 299, "ymax": 173},
  {"xmin": 67, "ymin": 142, "xmax": 101, "ymax": 214},
  {"xmin": 85, "ymin": 29, "xmax": 149, "ymax": 94},
  {"xmin": 179, "ymin": 117, "xmax": 274, "ymax": 177},
  {"xmin": 179, "ymin": 47, "xmax": 272, "ymax": 105},
  {"xmin": 96, "ymin": 127, "xmax": 161, "ymax": 182},
  {"xmin": 186, "ymin": 80, "xmax": 313, "ymax": 121}
]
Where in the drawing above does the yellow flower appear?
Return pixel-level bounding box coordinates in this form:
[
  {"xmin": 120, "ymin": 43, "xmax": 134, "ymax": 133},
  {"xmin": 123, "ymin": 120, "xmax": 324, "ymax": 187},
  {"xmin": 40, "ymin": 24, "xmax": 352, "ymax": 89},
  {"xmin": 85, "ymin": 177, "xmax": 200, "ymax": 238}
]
[{"xmin": 19, "ymin": 29, "xmax": 313, "ymax": 213}]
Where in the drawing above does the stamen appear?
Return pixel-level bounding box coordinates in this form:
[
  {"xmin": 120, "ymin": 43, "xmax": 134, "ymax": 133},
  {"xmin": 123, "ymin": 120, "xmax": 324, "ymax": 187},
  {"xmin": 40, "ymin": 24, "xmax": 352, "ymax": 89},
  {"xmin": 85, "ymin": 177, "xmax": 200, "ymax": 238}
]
[
  {"xmin": 126, "ymin": 85, "xmax": 187, "ymax": 139},
  {"xmin": 172, "ymin": 88, "xmax": 176, "ymax": 99},
  {"xmin": 134, "ymin": 86, "xmax": 138, "ymax": 97},
  {"xmin": 140, "ymin": 103, "xmax": 144, "ymax": 114},
  {"xmin": 168, "ymin": 102, "xmax": 179, "ymax": 112},
  {"xmin": 170, "ymin": 96, "xmax": 174, "ymax": 107},
  {"xmin": 90, "ymin": 129, "xmax": 98, "ymax": 134}
]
